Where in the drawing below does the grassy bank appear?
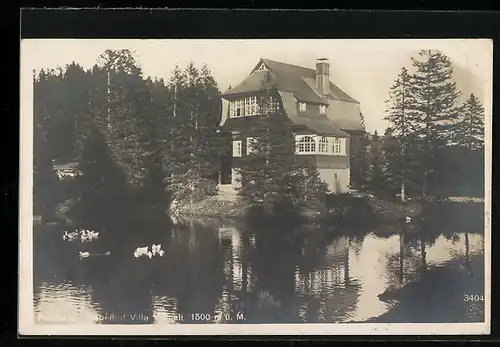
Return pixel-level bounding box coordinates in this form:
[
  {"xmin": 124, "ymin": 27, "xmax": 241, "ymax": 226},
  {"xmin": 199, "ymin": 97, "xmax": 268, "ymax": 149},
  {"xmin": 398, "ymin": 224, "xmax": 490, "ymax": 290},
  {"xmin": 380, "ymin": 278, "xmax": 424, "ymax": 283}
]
[
  {"xmin": 168, "ymin": 190, "xmax": 423, "ymax": 226},
  {"xmin": 365, "ymin": 254, "xmax": 485, "ymax": 323},
  {"xmin": 168, "ymin": 195, "xmax": 248, "ymax": 219}
]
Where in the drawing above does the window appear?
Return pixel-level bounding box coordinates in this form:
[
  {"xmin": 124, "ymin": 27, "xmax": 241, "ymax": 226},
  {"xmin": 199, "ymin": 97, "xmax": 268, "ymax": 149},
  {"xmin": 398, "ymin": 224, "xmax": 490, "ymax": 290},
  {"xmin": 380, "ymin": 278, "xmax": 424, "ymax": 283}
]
[
  {"xmin": 230, "ymin": 96, "xmax": 261, "ymax": 118},
  {"xmin": 319, "ymin": 136, "xmax": 328, "ymax": 153},
  {"xmin": 232, "ymin": 140, "xmax": 242, "ymax": 157},
  {"xmin": 334, "ymin": 173, "xmax": 338, "ymax": 179},
  {"xmin": 333, "ymin": 137, "xmax": 345, "ymax": 155},
  {"xmin": 229, "ymin": 99, "xmax": 244, "ymax": 118},
  {"xmin": 299, "ymin": 102, "xmax": 306, "ymax": 112},
  {"xmin": 246, "ymin": 137, "xmax": 258, "ymax": 154},
  {"xmin": 319, "ymin": 105, "xmax": 327, "ymax": 114},
  {"xmin": 257, "ymin": 63, "xmax": 267, "ymax": 71},
  {"xmin": 245, "ymin": 96, "xmax": 258, "ymax": 116},
  {"xmin": 297, "ymin": 136, "xmax": 316, "ymax": 153},
  {"xmin": 235, "ymin": 99, "xmax": 244, "ymax": 117}
]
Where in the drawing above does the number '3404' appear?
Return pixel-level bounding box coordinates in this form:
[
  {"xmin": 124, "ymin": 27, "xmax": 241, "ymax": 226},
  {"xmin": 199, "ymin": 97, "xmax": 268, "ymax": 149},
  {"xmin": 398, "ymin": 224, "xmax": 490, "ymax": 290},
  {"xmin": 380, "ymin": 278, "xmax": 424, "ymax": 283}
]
[{"xmin": 464, "ymin": 294, "xmax": 484, "ymax": 302}]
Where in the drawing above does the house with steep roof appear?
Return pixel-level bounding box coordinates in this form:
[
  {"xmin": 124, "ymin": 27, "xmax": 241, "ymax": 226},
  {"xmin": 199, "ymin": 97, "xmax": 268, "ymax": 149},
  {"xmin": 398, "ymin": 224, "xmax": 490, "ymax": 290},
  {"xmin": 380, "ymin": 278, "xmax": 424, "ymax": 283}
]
[{"xmin": 218, "ymin": 58, "xmax": 365, "ymax": 194}]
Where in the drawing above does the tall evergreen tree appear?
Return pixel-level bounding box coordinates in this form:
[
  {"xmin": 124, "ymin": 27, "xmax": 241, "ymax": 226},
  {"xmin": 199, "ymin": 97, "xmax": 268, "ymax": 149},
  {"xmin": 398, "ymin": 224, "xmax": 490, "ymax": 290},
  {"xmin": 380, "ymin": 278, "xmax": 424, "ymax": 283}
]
[
  {"xmin": 350, "ymin": 131, "xmax": 370, "ymax": 191},
  {"xmin": 409, "ymin": 49, "xmax": 462, "ymax": 198},
  {"xmin": 367, "ymin": 131, "xmax": 386, "ymax": 193},
  {"xmin": 33, "ymin": 69, "xmax": 61, "ymax": 217},
  {"xmin": 454, "ymin": 93, "xmax": 485, "ymax": 151},
  {"xmin": 237, "ymin": 72, "xmax": 327, "ymax": 213},
  {"xmin": 97, "ymin": 49, "xmax": 153, "ymax": 188},
  {"xmin": 384, "ymin": 66, "xmax": 414, "ymax": 201},
  {"xmin": 349, "ymin": 110, "xmax": 369, "ymax": 190},
  {"xmin": 164, "ymin": 62, "xmax": 224, "ymax": 203}
]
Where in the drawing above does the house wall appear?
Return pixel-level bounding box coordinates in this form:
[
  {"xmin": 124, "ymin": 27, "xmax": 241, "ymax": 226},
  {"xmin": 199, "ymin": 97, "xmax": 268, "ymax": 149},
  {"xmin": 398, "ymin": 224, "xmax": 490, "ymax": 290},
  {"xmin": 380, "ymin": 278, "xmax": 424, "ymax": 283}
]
[
  {"xmin": 318, "ymin": 168, "xmax": 351, "ymax": 194},
  {"xmin": 296, "ymin": 155, "xmax": 349, "ymax": 170}
]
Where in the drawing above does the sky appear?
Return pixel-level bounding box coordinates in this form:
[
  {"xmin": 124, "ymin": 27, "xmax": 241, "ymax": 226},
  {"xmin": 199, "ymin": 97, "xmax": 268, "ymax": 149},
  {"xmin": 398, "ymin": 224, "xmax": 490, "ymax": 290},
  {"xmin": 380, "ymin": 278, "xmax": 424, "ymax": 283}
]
[{"xmin": 21, "ymin": 39, "xmax": 492, "ymax": 133}]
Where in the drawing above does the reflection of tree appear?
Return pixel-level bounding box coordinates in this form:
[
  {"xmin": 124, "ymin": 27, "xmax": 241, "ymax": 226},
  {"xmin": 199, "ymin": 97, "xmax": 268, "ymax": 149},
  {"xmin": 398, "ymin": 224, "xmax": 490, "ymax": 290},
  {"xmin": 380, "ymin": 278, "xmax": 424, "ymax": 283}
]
[
  {"xmin": 348, "ymin": 235, "xmax": 365, "ymax": 258},
  {"xmin": 384, "ymin": 231, "xmax": 424, "ymax": 291},
  {"xmin": 294, "ymin": 235, "xmax": 361, "ymax": 323},
  {"xmin": 158, "ymin": 220, "xmax": 225, "ymax": 323},
  {"xmin": 247, "ymin": 229, "xmax": 301, "ymax": 323},
  {"xmin": 464, "ymin": 232, "xmax": 472, "ymax": 276},
  {"xmin": 420, "ymin": 238, "xmax": 427, "ymax": 274}
]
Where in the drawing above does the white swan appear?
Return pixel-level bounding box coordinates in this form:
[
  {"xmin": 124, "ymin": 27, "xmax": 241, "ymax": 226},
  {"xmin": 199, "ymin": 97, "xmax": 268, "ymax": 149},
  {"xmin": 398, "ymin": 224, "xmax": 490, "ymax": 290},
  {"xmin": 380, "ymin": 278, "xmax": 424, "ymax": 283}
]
[
  {"xmin": 79, "ymin": 229, "xmax": 100, "ymax": 242},
  {"xmin": 79, "ymin": 251, "xmax": 90, "ymax": 259},
  {"xmin": 63, "ymin": 230, "xmax": 79, "ymax": 241},
  {"xmin": 151, "ymin": 244, "xmax": 161, "ymax": 256},
  {"xmin": 152, "ymin": 244, "xmax": 166, "ymax": 257},
  {"xmin": 79, "ymin": 251, "xmax": 111, "ymax": 259},
  {"xmin": 134, "ymin": 246, "xmax": 152, "ymax": 259}
]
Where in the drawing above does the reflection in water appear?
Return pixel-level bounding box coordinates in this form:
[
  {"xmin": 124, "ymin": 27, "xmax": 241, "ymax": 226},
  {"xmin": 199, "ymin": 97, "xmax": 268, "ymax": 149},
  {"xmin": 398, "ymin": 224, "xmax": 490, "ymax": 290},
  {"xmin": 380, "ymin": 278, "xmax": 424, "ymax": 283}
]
[{"xmin": 33, "ymin": 204, "xmax": 485, "ymax": 324}]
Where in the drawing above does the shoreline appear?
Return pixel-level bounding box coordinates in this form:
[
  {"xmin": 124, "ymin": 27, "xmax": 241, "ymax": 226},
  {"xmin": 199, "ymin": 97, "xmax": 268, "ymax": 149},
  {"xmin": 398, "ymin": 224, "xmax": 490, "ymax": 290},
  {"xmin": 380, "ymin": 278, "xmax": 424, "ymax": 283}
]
[
  {"xmin": 361, "ymin": 253, "xmax": 485, "ymax": 323},
  {"xmin": 168, "ymin": 193, "xmax": 484, "ymax": 224},
  {"xmin": 41, "ymin": 192, "xmax": 485, "ymax": 230}
]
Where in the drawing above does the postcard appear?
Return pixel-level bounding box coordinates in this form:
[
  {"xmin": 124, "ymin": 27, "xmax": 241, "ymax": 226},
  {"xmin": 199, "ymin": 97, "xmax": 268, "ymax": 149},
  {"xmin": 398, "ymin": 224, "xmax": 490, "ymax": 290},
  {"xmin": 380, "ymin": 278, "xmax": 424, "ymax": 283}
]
[{"xmin": 19, "ymin": 37, "xmax": 492, "ymax": 336}]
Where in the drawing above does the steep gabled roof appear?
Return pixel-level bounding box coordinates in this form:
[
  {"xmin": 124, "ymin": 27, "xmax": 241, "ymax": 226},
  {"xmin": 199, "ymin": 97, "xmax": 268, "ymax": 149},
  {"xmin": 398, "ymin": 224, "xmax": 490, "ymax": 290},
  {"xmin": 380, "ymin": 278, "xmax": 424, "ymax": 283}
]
[{"xmin": 222, "ymin": 58, "xmax": 359, "ymax": 104}]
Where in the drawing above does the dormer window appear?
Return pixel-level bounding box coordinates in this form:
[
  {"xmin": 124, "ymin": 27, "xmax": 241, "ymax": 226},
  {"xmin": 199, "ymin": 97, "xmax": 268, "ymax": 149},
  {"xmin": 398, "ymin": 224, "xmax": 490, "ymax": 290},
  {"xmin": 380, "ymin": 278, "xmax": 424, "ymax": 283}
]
[
  {"xmin": 319, "ymin": 105, "xmax": 327, "ymax": 114},
  {"xmin": 299, "ymin": 102, "xmax": 307, "ymax": 112}
]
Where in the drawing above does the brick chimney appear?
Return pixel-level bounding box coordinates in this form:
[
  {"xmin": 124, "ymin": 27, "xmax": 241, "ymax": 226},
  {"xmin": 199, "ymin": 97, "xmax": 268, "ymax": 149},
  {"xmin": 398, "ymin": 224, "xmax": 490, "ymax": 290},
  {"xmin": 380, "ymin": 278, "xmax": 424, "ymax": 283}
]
[{"xmin": 315, "ymin": 58, "xmax": 330, "ymax": 95}]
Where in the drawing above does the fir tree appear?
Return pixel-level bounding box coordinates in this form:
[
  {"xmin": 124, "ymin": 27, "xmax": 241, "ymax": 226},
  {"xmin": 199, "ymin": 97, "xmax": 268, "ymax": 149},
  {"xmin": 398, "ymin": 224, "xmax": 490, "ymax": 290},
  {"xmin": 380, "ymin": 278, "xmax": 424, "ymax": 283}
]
[
  {"xmin": 349, "ymin": 110, "xmax": 369, "ymax": 190},
  {"xmin": 454, "ymin": 93, "xmax": 485, "ymax": 151},
  {"xmin": 384, "ymin": 66, "xmax": 414, "ymax": 200},
  {"xmin": 33, "ymin": 69, "xmax": 61, "ymax": 217},
  {"xmin": 409, "ymin": 49, "xmax": 462, "ymax": 198},
  {"xmin": 350, "ymin": 132, "xmax": 370, "ymax": 190},
  {"xmin": 367, "ymin": 131, "xmax": 386, "ymax": 193},
  {"xmin": 97, "ymin": 49, "xmax": 152, "ymax": 188},
  {"xmin": 237, "ymin": 72, "xmax": 295, "ymax": 210},
  {"xmin": 237, "ymin": 71, "xmax": 327, "ymax": 214}
]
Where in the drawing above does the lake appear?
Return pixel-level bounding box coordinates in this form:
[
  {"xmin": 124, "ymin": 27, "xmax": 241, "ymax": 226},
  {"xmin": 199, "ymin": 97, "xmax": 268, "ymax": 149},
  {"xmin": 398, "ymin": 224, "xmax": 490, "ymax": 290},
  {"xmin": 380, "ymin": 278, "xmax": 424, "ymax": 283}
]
[{"xmin": 32, "ymin": 203, "xmax": 485, "ymax": 325}]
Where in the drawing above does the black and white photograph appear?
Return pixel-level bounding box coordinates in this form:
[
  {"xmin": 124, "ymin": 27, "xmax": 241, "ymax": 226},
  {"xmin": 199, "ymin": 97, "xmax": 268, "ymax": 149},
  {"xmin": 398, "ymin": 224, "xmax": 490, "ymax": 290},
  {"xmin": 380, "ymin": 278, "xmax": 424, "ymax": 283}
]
[{"xmin": 19, "ymin": 38, "xmax": 491, "ymax": 335}]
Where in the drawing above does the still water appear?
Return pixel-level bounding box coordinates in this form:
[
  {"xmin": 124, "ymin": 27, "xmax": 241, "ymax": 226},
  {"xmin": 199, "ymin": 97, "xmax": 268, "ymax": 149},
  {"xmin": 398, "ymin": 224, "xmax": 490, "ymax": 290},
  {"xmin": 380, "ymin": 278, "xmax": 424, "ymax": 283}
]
[{"xmin": 33, "ymin": 204, "xmax": 485, "ymax": 325}]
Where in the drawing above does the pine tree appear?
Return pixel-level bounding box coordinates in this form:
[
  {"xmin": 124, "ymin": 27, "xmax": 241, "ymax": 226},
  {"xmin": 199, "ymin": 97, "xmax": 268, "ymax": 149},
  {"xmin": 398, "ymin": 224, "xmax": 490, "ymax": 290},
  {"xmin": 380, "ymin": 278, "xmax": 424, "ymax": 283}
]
[
  {"xmin": 367, "ymin": 131, "xmax": 386, "ymax": 193},
  {"xmin": 164, "ymin": 62, "xmax": 224, "ymax": 203},
  {"xmin": 237, "ymin": 72, "xmax": 296, "ymax": 210},
  {"xmin": 449, "ymin": 93, "xmax": 485, "ymax": 197},
  {"xmin": 33, "ymin": 69, "xmax": 61, "ymax": 217},
  {"xmin": 454, "ymin": 93, "xmax": 485, "ymax": 151},
  {"xmin": 384, "ymin": 66, "xmax": 414, "ymax": 201},
  {"xmin": 97, "ymin": 49, "xmax": 151, "ymax": 188},
  {"xmin": 349, "ymin": 109, "xmax": 369, "ymax": 190},
  {"xmin": 409, "ymin": 49, "xmax": 462, "ymax": 198},
  {"xmin": 350, "ymin": 131, "xmax": 370, "ymax": 190},
  {"xmin": 236, "ymin": 71, "xmax": 327, "ymax": 214}
]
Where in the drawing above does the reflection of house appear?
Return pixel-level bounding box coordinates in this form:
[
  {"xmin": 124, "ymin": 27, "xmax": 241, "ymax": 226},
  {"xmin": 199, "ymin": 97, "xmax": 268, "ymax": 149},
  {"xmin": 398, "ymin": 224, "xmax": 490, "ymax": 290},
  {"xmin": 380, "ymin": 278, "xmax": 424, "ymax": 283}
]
[
  {"xmin": 219, "ymin": 58, "xmax": 365, "ymax": 193},
  {"xmin": 218, "ymin": 225, "xmax": 254, "ymax": 293},
  {"xmin": 325, "ymin": 236, "xmax": 349, "ymax": 261}
]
